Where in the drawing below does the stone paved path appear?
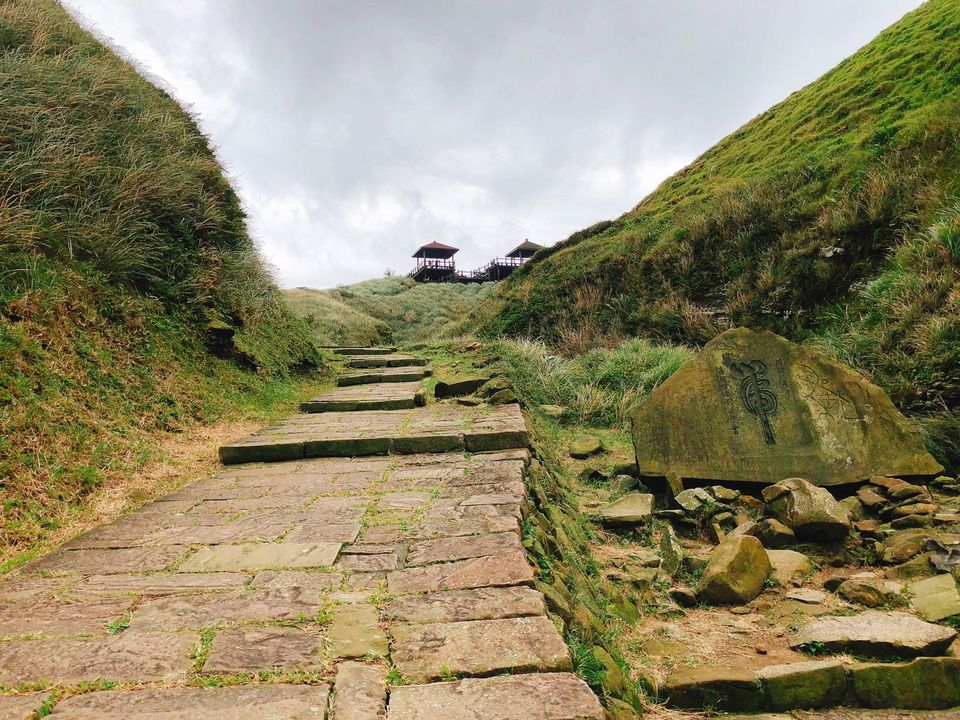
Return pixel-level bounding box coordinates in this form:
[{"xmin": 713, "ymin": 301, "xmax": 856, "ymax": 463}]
[{"xmin": 0, "ymin": 348, "xmax": 603, "ymax": 719}]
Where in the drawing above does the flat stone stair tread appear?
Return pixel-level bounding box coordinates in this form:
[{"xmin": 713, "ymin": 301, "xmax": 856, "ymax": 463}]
[
  {"xmin": 218, "ymin": 404, "xmax": 529, "ymax": 464},
  {"xmin": 338, "ymin": 367, "xmax": 430, "ymax": 386},
  {"xmin": 347, "ymin": 354, "xmax": 428, "ymax": 368},
  {"xmin": 300, "ymin": 381, "xmax": 425, "ymax": 412},
  {"xmin": 386, "ymin": 672, "xmax": 605, "ymax": 719},
  {"xmin": 332, "ymin": 346, "xmax": 398, "ymax": 355},
  {"xmin": 47, "ymin": 684, "xmax": 330, "ymax": 718},
  {"xmin": 390, "ymin": 615, "xmax": 573, "ymax": 682}
]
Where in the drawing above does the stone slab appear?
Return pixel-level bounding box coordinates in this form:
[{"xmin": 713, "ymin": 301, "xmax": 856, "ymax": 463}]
[
  {"xmin": 851, "ymin": 657, "xmax": 960, "ymax": 709},
  {"xmin": 385, "ymin": 586, "xmax": 545, "ymax": 625},
  {"xmin": 251, "ymin": 570, "xmax": 344, "ymax": 591},
  {"xmin": 128, "ymin": 587, "xmax": 324, "ymax": 630},
  {"xmin": 338, "ymin": 368, "xmax": 428, "ymax": 386},
  {"xmin": 0, "ymin": 694, "xmax": 45, "ymax": 720},
  {"xmin": 49, "ymin": 684, "xmax": 330, "ymax": 719},
  {"xmin": 0, "ymin": 596, "xmax": 132, "ymax": 638},
  {"xmin": 597, "ymin": 493, "xmax": 654, "ymax": 525},
  {"xmin": 386, "ymin": 672, "xmax": 604, "ymax": 720},
  {"xmin": 80, "ymin": 572, "xmax": 250, "ymax": 596},
  {"xmin": 219, "ymin": 405, "xmax": 528, "ymax": 464},
  {"xmin": 390, "ymin": 615, "xmax": 571, "ymax": 683},
  {"xmin": 0, "ymin": 631, "xmax": 194, "ymax": 685},
  {"xmin": 178, "ymin": 542, "xmax": 341, "ymax": 572},
  {"xmin": 203, "ymin": 626, "xmax": 326, "ymax": 673},
  {"xmin": 332, "ymin": 661, "xmax": 386, "ymax": 720},
  {"xmin": 632, "ymin": 327, "xmax": 942, "ymax": 486},
  {"xmin": 301, "ymin": 382, "xmax": 424, "ymax": 413},
  {"xmin": 347, "ymin": 355, "xmax": 427, "ymax": 368},
  {"xmin": 387, "ymin": 552, "xmax": 535, "ymax": 595},
  {"xmin": 329, "ymin": 604, "xmax": 388, "ymax": 659},
  {"xmin": 405, "ymin": 532, "xmax": 523, "ymax": 566},
  {"xmin": 275, "ymin": 522, "xmax": 362, "ymax": 544},
  {"xmin": 790, "ymin": 610, "xmax": 957, "ymax": 658},
  {"xmin": 334, "ymin": 347, "xmax": 397, "ymax": 355},
  {"xmin": 909, "ymin": 573, "xmax": 960, "ymax": 621},
  {"xmin": 25, "ymin": 545, "xmax": 188, "ymax": 575}
]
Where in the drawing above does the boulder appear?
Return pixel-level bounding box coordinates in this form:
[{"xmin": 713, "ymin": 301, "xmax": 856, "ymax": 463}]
[
  {"xmin": 630, "ymin": 328, "xmax": 942, "ymax": 488},
  {"xmin": 569, "ymin": 436, "xmax": 602, "ymax": 459},
  {"xmin": 766, "ymin": 549, "xmax": 812, "ymax": 587},
  {"xmin": 696, "ymin": 536, "xmax": 771, "ymax": 605},
  {"xmin": 754, "ymin": 519, "xmax": 796, "ymax": 549},
  {"xmin": 881, "ymin": 528, "xmax": 937, "ymax": 564},
  {"xmin": 762, "ymin": 478, "xmax": 851, "ymax": 541},
  {"xmin": 790, "ymin": 610, "xmax": 957, "ymax": 658},
  {"xmin": 836, "ymin": 577, "xmax": 901, "ymax": 608},
  {"xmin": 488, "ymin": 389, "xmax": 518, "ymax": 406},
  {"xmin": 909, "ymin": 573, "xmax": 960, "ymax": 621},
  {"xmin": 539, "ymin": 404, "xmax": 566, "ymax": 419},
  {"xmin": 596, "ymin": 493, "xmax": 653, "ymax": 526},
  {"xmin": 480, "ymin": 376, "xmax": 511, "ymax": 396}
]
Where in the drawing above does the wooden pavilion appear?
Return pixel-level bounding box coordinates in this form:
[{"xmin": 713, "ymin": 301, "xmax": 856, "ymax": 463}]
[{"xmin": 409, "ymin": 242, "xmax": 459, "ymax": 282}]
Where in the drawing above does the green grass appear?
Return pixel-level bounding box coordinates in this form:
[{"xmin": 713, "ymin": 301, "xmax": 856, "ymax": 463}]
[
  {"xmin": 495, "ymin": 337, "xmax": 693, "ymax": 426},
  {"xmin": 0, "ymin": 0, "xmax": 327, "ymax": 557},
  {"xmin": 286, "ymin": 276, "xmax": 494, "ymax": 346},
  {"xmin": 475, "ymin": 0, "xmax": 960, "ymax": 467}
]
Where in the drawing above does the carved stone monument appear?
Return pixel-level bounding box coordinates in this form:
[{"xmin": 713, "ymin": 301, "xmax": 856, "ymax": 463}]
[{"xmin": 631, "ymin": 328, "xmax": 942, "ymax": 488}]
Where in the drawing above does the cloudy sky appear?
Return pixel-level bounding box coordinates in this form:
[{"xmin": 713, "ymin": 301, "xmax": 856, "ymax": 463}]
[{"xmin": 64, "ymin": 1, "xmax": 922, "ymax": 289}]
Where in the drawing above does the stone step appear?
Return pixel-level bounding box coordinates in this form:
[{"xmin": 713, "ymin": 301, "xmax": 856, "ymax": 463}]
[
  {"xmin": 386, "ymin": 673, "xmax": 605, "ymax": 720},
  {"xmin": 338, "ymin": 367, "xmax": 430, "ymax": 386},
  {"xmin": 332, "ymin": 346, "xmax": 397, "ymax": 355},
  {"xmin": 347, "ymin": 354, "xmax": 427, "ymax": 369},
  {"xmin": 218, "ymin": 404, "xmax": 528, "ymax": 464},
  {"xmin": 300, "ymin": 381, "xmax": 425, "ymax": 412},
  {"xmin": 46, "ymin": 684, "xmax": 330, "ymax": 718}
]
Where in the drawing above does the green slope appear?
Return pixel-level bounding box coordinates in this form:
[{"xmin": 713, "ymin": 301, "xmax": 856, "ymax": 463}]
[
  {"xmin": 0, "ymin": 0, "xmax": 321, "ymax": 556},
  {"xmin": 287, "ymin": 277, "xmax": 494, "ymax": 346},
  {"xmin": 477, "ymin": 0, "xmax": 959, "ymax": 459}
]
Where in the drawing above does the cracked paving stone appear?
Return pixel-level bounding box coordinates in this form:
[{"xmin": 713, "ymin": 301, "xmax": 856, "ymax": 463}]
[
  {"xmin": 251, "ymin": 570, "xmax": 344, "ymax": 591},
  {"xmin": 405, "ymin": 532, "xmax": 523, "ymax": 566},
  {"xmin": 0, "ymin": 693, "xmax": 46, "ymax": 720},
  {"xmin": 80, "ymin": 572, "xmax": 250, "ymax": 596}
]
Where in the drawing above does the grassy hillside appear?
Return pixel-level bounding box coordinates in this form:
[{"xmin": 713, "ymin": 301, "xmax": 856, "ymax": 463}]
[
  {"xmin": 477, "ymin": 0, "xmax": 959, "ymax": 465},
  {"xmin": 0, "ymin": 0, "xmax": 323, "ymax": 560},
  {"xmin": 286, "ymin": 276, "xmax": 494, "ymax": 346}
]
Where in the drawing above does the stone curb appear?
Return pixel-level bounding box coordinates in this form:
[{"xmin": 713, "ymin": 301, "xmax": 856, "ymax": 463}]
[{"xmin": 661, "ymin": 656, "xmax": 960, "ymax": 712}]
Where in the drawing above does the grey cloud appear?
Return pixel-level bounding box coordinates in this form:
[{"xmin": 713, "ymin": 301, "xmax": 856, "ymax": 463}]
[{"xmin": 64, "ymin": 0, "xmax": 923, "ymax": 287}]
